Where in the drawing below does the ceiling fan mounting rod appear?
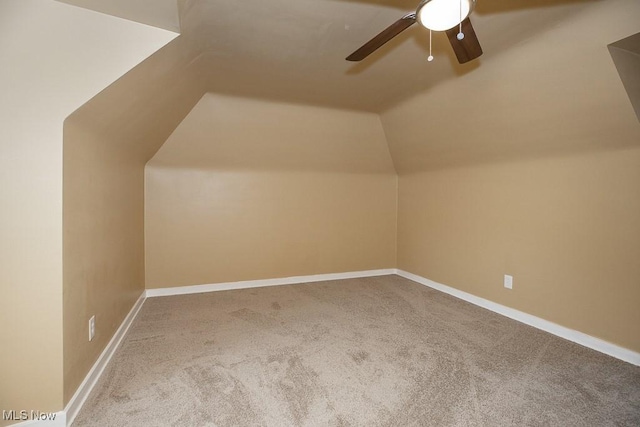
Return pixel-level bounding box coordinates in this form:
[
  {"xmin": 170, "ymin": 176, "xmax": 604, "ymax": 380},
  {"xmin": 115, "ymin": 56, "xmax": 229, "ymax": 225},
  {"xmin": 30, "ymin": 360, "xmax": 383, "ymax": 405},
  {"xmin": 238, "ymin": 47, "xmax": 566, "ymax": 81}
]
[{"xmin": 402, "ymin": 12, "xmax": 417, "ymax": 21}]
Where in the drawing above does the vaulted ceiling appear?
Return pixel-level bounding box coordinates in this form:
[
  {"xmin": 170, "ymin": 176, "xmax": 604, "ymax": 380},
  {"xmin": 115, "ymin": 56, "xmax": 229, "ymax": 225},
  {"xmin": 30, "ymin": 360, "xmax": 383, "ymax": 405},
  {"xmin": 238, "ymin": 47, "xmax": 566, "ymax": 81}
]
[{"xmin": 57, "ymin": 0, "xmax": 606, "ymax": 112}]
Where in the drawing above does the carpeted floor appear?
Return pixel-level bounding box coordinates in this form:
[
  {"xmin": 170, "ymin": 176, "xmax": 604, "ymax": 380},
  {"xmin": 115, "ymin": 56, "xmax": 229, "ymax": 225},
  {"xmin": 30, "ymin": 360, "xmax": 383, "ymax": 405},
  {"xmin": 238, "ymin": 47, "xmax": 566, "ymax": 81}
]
[{"xmin": 73, "ymin": 275, "xmax": 640, "ymax": 426}]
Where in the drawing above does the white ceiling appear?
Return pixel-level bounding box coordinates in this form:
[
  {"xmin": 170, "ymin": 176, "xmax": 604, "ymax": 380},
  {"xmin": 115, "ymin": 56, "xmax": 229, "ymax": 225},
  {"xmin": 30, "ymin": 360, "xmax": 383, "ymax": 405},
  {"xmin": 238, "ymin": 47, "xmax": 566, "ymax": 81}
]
[{"xmin": 57, "ymin": 0, "xmax": 603, "ymax": 112}]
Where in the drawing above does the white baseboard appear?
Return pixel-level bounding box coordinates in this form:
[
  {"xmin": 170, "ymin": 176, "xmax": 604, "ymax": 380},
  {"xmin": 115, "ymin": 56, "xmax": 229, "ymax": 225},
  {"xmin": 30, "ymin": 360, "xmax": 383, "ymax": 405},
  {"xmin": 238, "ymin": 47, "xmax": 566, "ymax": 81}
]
[
  {"xmin": 42, "ymin": 269, "xmax": 394, "ymax": 426},
  {"xmin": 63, "ymin": 292, "xmax": 147, "ymax": 426},
  {"xmin": 27, "ymin": 268, "xmax": 636, "ymax": 427},
  {"xmin": 396, "ymin": 269, "xmax": 640, "ymax": 366},
  {"xmin": 145, "ymin": 269, "xmax": 397, "ymax": 298}
]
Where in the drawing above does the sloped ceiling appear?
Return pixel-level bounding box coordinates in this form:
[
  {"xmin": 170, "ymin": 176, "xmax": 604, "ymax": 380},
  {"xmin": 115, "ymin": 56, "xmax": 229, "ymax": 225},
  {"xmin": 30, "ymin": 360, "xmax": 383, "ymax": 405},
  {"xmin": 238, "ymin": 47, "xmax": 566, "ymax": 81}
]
[
  {"xmin": 55, "ymin": 0, "xmax": 608, "ymax": 112},
  {"xmin": 56, "ymin": 0, "xmax": 180, "ymax": 32},
  {"xmin": 382, "ymin": 0, "xmax": 640, "ymax": 172}
]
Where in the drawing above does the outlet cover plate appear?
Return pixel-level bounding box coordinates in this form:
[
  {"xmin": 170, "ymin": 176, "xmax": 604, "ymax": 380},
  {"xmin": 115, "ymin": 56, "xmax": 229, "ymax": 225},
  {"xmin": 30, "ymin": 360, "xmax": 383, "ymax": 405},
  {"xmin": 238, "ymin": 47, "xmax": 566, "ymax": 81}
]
[
  {"xmin": 504, "ymin": 275, "xmax": 513, "ymax": 290},
  {"xmin": 89, "ymin": 316, "xmax": 95, "ymax": 341}
]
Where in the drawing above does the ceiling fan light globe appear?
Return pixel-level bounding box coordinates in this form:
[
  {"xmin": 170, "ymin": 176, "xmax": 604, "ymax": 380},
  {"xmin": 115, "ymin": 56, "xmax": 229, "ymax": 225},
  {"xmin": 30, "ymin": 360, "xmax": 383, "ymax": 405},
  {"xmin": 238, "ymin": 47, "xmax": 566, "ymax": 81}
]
[{"xmin": 416, "ymin": 0, "xmax": 473, "ymax": 32}]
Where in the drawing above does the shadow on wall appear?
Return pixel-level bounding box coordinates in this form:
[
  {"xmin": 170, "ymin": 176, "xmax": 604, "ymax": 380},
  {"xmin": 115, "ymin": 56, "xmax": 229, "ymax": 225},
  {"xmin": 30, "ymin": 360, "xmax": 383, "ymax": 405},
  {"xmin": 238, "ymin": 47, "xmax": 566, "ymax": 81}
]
[
  {"xmin": 609, "ymin": 32, "xmax": 640, "ymax": 123},
  {"xmin": 61, "ymin": 36, "xmax": 207, "ymax": 404}
]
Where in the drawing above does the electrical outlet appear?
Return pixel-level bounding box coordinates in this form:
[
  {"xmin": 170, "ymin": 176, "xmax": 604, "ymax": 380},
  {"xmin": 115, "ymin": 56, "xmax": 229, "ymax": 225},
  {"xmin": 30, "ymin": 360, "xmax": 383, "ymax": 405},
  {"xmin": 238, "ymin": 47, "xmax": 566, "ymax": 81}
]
[
  {"xmin": 504, "ymin": 275, "xmax": 513, "ymax": 290},
  {"xmin": 89, "ymin": 316, "xmax": 95, "ymax": 341}
]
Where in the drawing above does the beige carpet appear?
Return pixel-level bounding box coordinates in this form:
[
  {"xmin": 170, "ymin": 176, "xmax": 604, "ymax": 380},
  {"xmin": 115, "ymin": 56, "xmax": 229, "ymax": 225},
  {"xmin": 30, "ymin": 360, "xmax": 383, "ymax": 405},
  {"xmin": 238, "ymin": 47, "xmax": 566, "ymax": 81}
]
[{"xmin": 73, "ymin": 275, "xmax": 640, "ymax": 426}]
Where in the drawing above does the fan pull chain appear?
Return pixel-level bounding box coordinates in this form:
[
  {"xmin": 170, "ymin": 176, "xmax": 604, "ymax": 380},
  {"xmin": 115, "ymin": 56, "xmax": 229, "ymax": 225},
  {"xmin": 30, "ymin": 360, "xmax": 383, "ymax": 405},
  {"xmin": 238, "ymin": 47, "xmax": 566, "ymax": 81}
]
[
  {"xmin": 457, "ymin": 0, "xmax": 465, "ymax": 40},
  {"xmin": 427, "ymin": 30, "xmax": 434, "ymax": 62}
]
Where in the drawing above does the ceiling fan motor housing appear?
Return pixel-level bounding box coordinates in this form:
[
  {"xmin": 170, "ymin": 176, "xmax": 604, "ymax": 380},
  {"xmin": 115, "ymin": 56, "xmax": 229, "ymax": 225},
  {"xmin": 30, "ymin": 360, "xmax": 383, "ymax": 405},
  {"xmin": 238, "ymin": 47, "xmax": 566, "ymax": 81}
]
[{"xmin": 416, "ymin": 0, "xmax": 477, "ymax": 31}]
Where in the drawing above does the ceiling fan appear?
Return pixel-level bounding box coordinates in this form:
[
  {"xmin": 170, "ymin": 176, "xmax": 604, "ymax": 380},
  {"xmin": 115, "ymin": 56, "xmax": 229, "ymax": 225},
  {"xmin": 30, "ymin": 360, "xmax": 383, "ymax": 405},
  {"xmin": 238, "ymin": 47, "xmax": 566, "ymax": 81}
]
[{"xmin": 346, "ymin": 0, "xmax": 482, "ymax": 64}]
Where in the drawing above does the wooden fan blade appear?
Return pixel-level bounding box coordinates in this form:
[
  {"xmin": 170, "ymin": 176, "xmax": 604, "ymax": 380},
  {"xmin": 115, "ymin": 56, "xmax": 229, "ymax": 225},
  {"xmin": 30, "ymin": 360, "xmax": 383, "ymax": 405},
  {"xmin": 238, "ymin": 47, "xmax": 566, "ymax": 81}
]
[
  {"xmin": 346, "ymin": 13, "xmax": 416, "ymax": 61},
  {"xmin": 445, "ymin": 17, "xmax": 483, "ymax": 64}
]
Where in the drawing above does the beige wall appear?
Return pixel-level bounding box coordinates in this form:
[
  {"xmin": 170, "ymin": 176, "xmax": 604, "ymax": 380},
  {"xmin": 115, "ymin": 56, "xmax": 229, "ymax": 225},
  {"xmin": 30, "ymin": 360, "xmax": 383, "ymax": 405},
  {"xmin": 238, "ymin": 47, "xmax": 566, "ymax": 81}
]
[
  {"xmin": 382, "ymin": 0, "xmax": 640, "ymax": 352},
  {"xmin": 63, "ymin": 40, "xmax": 205, "ymax": 403},
  {"xmin": 145, "ymin": 93, "xmax": 397, "ymax": 288},
  {"xmin": 396, "ymin": 149, "xmax": 640, "ymax": 352},
  {"xmin": 63, "ymin": 120, "xmax": 148, "ymax": 401},
  {"xmin": 0, "ymin": 1, "xmax": 176, "ymax": 423}
]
